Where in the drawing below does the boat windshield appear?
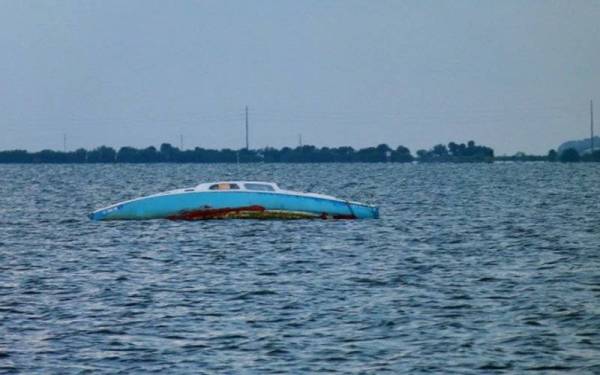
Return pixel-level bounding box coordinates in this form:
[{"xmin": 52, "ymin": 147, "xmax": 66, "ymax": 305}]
[
  {"xmin": 244, "ymin": 183, "xmax": 275, "ymax": 191},
  {"xmin": 209, "ymin": 183, "xmax": 240, "ymax": 190}
]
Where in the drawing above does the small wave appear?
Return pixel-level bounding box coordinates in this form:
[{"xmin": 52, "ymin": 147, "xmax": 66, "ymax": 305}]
[
  {"xmin": 525, "ymin": 365, "xmax": 576, "ymax": 371},
  {"xmin": 230, "ymin": 290, "xmax": 277, "ymax": 300}
]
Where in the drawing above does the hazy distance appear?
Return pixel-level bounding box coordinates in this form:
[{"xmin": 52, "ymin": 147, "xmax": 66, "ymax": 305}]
[{"xmin": 1, "ymin": 0, "xmax": 599, "ymax": 155}]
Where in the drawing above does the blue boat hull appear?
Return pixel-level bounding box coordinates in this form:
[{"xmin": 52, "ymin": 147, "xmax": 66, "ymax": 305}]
[{"xmin": 90, "ymin": 191, "xmax": 379, "ymax": 221}]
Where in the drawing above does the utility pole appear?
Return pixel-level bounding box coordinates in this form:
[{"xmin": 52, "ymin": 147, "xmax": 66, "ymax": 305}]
[
  {"xmin": 245, "ymin": 106, "xmax": 249, "ymax": 150},
  {"xmin": 591, "ymin": 100, "xmax": 595, "ymax": 154},
  {"xmin": 180, "ymin": 134, "xmax": 184, "ymax": 150},
  {"xmin": 63, "ymin": 133, "xmax": 67, "ymax": 152},
  {"xmin": 298, "ymin": 134, "xmax": 303, "ymax": 147}
]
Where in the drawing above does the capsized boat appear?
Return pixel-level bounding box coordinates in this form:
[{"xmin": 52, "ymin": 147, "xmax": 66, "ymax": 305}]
[{"xmin": 89, "ymin": 181, "xmax": 379, "ymax": 221}]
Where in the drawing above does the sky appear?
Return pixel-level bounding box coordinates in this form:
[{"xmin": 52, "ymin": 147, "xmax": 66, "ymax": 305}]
[{"xmin": 0, "ymin": 0, "xmax": 599, "ymax": 155}]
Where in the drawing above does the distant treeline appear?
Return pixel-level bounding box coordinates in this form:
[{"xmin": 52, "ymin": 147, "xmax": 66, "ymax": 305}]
[
  {"xmin": 416, "ymin": 141, "xmax": 493, "ymax": 162},
  {"xmin": 0, "ymin": 141, "xmax": 597, "ymax": 163},
  {"xmin": 551, "ymin": 148, "xmax": 600, "ymax": 163},
  {"xmin": 0, "ymin": 141, "xmax": 495, "ymax": 163},
  {"xmin": 496, "ymin": 148, "xmax": 600, "ymax": 163}
]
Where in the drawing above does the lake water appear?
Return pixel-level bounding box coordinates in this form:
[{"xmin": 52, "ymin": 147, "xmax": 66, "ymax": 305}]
[{"xmin": 1, "ymin": 163, "xmax": 599, "ymax": 374}]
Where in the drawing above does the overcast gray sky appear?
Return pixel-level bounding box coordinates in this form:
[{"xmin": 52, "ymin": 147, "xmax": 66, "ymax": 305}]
[{"xmin": 1, "ymin": 0, "xmax": 599, "ymax": 154}]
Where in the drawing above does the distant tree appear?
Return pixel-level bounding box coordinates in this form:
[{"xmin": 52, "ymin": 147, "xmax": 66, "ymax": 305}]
[
  {"xmin": 139, "ymin": 146, "xmax": 160, "ymax": 162},
  {"xmin": 117, "ymin": 146, "xmax": 141, "ymax": 162},
  {"xmin": 33, "ymin": 149, "xmax": 66, "ymax": 163},
  {"xmin": 262, "ymin": 147, "xmax": 280, "ymax": 163},
  {"xmin": 580, "ymin": 149, "xmax": 600, "ymax": 162},
  {"xmin": 356, "ymin": 146, "xmax": 385, "ymax": 162},
  {"xmin": 90, "ymin": 146, "xmax": 116, "ymax": 163},
  {"xmin": 432, "ymin": 144, "xmax": 449, "ymax": 157},
  {"xmin": 559, "ymin": 148, "xmax": 580, "ymax": 163},
  {"xmin": 392, "ymin": 145, "xmax": 413, "ymax": 162},
  {"xmin": 0, "ymin": 150, "xmax": 31, "ymax": 163},
  {"xmin": 317, "ymin": 147, "xmax": 335, "ymax": 162},
  {"xmin": 161, "ymin": 143, "xmax": 183, "ymax": 162},
  {"xmin": 338, "ymin": 146, "xmax": 355, "ymax": 162},
  {"xmin": 547, "ymin": 149, "xmax": 558, "ymax": 162},
  {"xmin": 448, "ymin": 142, "xmax": 459, "ymax": 156},
  {"xmin": 415, "ymin": 141, "xmax": 493, "ymax": 162},
  {"xmin": 416, "ymin": 149, "xmax": 428, "ymax": 160}
]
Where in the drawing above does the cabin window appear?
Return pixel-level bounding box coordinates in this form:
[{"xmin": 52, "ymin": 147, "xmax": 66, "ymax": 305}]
[
  {"xmin": 209, "ymin": 183, "xmax": 240, "ymax": 190},
  {"xmin": 244, "ymin": 183, "xmax": 275, "ymax": 191}
]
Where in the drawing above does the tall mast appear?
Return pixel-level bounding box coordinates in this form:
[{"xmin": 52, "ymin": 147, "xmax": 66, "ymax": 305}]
[
  {"xmin": 245, "ymin": 106, "xmax": 249, "ymax": 150},
  {"xmin": 591, "ymin": 100, "xmax": 595, "ymax": 154}
]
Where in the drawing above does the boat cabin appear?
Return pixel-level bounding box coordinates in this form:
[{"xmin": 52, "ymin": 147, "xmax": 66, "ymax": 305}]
[{"xmin": 198, "ymin": 181, "xmax": 280, "ymax": 192}]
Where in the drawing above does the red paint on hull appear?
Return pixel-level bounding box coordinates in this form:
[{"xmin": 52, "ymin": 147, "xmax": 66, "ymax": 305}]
[
  {"xmin": 167, "ymin": 205, "xmax": 266, "ymax": 220},
  {"xmin": 167, "ymin": 205, "xmax": 358, "ymax": 221}
]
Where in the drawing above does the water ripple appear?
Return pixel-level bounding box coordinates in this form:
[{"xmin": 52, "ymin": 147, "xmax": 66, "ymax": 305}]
[{"xmin": 1, "ymin": 163, "xmax": 599, "ymax": 373}]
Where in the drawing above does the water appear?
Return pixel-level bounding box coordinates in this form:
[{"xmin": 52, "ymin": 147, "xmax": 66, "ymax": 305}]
[{"xmin": 1, "ymin": 163, "xmax": 599, "ymax": 374}]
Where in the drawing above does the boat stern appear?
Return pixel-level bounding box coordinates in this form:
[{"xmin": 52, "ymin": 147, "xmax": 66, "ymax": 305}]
[
  {"xmin": 348, "ymin": 202, "xmax": 379, "ymax": 219},
  {"xmin": 89, "ymin": 203, "xmax": 127, "ymax": 221},
  {"xmin": 372, "ymin": 206, "xmax": 380, "ymax": 219}
]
